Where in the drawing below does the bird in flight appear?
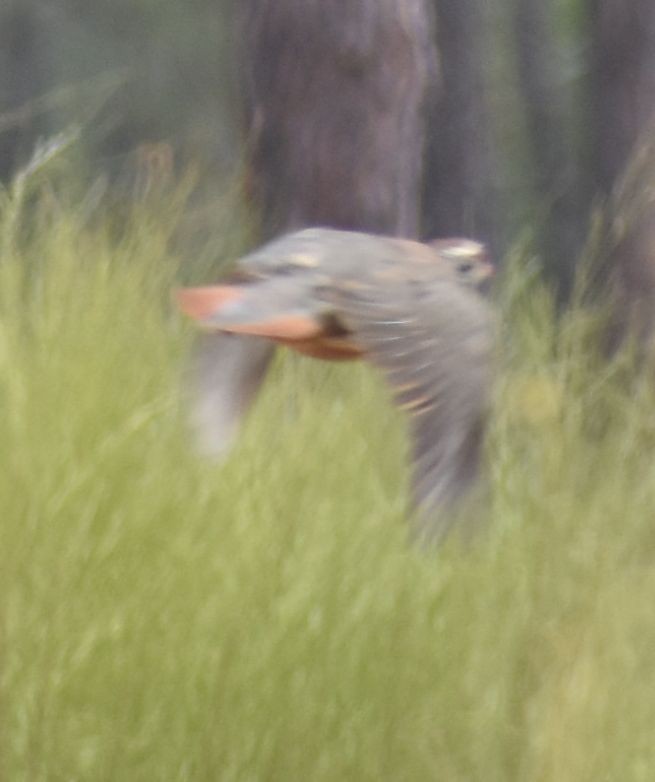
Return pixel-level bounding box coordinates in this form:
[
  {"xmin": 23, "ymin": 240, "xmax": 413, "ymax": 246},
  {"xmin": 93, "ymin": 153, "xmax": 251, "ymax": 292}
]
[{"xmin": 176, "ymin": 227, "xmax": 494, "ymax": 543}]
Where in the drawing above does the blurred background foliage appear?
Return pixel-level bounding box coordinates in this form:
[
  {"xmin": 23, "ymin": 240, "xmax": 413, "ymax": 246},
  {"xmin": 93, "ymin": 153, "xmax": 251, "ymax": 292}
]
[
  {"xmin": 1, "ymin": 0, "xmax": 654, "ymax": 310},
  {"xmin": 0, "ymin": 0, "xmax": 238, "ymax": 177},
  {"xmin": 3, "ymin": 6, "xmax": 655, "ymax": 777}
]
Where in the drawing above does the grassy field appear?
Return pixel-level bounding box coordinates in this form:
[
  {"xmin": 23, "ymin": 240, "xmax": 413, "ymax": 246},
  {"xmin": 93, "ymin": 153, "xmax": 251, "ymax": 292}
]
[{"xmin": 2, "ymin": 186, "xmax": 655, "ymax": 781}]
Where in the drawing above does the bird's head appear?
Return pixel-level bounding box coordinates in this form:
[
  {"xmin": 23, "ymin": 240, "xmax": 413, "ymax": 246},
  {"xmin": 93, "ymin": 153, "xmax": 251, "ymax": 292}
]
[{"xmin": 428, "ymin": 238, "xmax": 494, "ymax": 291}]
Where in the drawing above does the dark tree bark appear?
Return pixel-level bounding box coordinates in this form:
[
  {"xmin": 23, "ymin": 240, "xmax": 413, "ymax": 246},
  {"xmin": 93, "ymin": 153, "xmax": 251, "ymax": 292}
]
[
  {"xmin": 237, "ymin": 0, "xmax": 437, "ymax": 239},
  {"xmin": 589, "ymin": 0, "xmax": 655, "ymax": 340},
  {"xmin": 514, "ymin": 0, "xmax": 589, "ymax": 296},
  {"xmin": 422, "ymin": 0, "xmax": 497, "ymax": 249},
  {"xmin": 0, "ymin": 3, "xmax": 45, "ymax": 179},
  {"xmin": 188, "ymin": 2, "xmax": 439, "ymax": 484}
]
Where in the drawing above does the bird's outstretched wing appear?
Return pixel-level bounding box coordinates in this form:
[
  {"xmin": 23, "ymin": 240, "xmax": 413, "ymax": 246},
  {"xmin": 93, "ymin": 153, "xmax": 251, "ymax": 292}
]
[
  {"xmin": 325, "ymin": 276, "xmax": 493, "ymax": 542},
  {"xmin": 187, "ymin": 333, "xmax": 275, "ymax": 458}
]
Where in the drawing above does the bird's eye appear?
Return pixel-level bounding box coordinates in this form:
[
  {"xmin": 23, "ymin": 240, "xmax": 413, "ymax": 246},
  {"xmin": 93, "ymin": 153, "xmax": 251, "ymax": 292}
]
[{"xmin": 457, "ymin": 262, "xmax": 474, "ymax": 274}]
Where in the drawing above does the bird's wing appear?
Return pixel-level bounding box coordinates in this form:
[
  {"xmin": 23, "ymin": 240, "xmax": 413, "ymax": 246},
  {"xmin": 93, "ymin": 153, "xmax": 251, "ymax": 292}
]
[
  {"xmin": 186, "ymin": 333, "xmax": 275, "ymax": 458},
  {"xmin": 177, "ymin": 278, "xmax": 329, "ymax": 459},
  {"xmin": 176, "ymin": 282, "xmax": 325, "ymax": 340},
  {"xmin": 326, "ymin": 276, "xmax": 493, "ymax": 542}
]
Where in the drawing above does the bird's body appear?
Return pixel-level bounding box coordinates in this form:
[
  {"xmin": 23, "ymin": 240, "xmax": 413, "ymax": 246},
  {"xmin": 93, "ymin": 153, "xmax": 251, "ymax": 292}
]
[{"xmin": 177, "ymin": 227, "xmax": 494, "ymax": 543}]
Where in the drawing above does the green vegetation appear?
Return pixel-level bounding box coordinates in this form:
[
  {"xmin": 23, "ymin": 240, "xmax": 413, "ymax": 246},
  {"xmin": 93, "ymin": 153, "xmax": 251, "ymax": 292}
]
[{"xmin": 2, "ymin": 182, "xmax": 655, "ymax": 781}]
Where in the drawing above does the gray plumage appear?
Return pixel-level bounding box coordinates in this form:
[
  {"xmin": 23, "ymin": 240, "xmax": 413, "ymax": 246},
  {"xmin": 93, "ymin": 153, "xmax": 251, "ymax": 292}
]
[
  {"xmin": 179, "ymin": 228, "xmax": 494, "ymax": 543},
  {"xmin": 188, "ymin": 333, "xmax": 274, "ymax": 458}
]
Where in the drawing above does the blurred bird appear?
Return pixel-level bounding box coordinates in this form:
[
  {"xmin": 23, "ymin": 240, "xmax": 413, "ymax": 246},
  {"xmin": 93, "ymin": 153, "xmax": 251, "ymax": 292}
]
[{"xmin": 176, "ymin": 227, "xmax": 494, "ymax": 542}]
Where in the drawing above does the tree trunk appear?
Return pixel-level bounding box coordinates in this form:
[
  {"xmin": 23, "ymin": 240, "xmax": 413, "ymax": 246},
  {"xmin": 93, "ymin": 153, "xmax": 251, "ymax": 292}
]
[
  {"xmin": 590, "ymin": 0, "xmax": 655, "ymax": 341},
  {"xmin": 422, "ymin": 0, "xmax": 497, "ymax": 249},
  {"xmin": 237, "ymin": 0, "xmax": 437, "ymax": 239}
]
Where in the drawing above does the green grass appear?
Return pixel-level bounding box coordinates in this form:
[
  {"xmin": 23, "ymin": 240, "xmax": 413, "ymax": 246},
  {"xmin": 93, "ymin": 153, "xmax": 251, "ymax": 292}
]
[{"xmin": 2, "ymin": 192, "xmax": 655, "ymax": 781}]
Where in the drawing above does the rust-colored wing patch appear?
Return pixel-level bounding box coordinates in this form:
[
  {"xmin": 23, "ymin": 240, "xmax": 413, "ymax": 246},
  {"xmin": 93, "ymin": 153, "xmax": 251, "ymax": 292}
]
[
  {"xmin": 221, "ymin": 313, "xmax": 324, "ymax": 340},
  {"xmin": 280, "ymin": 335, "xmax": 363, "ymax": 360},
  {"xmin": 176, "ymin": 285, "xmax": 324, "ymax": 340},
  {"xmin": 176, "ymin": 286, "xmax": 247, "ymax": 321}
]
